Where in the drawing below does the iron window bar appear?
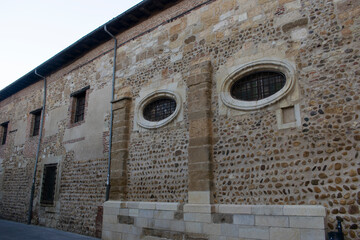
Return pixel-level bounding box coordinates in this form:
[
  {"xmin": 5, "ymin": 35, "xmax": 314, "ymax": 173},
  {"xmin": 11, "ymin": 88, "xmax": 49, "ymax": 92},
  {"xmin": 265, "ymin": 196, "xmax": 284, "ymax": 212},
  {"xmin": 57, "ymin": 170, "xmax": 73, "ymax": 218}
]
[
  {"xmin": 143, "ymin": 98, "xmax": 176, "ymax": 122},
  {"xmin": 231, "ymin": 71, "xmax": 286, "ymax": 101}
]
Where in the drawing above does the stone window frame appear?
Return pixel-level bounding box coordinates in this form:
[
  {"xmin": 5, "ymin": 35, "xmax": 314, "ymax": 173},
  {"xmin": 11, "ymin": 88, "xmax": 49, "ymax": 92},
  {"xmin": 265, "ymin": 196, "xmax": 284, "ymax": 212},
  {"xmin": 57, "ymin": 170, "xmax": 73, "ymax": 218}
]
[
  {"xmin": 0, "ymin": 121, "xmax": 9, "ymax": 146},
  {"xmin": 136, "ymin": 90, "xmax": 182, "ymax": 129},
  {"xmin": 30, "ymin": 108, "xmax": 42, "ymax": 137},
  {"xmin": 39, "ymin": 156, "xmax": 62, "ymax": 212},
  {"xmin": 220, "ymin": 59, "xmax": 296, "ymax": 110},
  {"xmin": 69, "ymin": 86, "xmax": 90, "ymax": 127}
]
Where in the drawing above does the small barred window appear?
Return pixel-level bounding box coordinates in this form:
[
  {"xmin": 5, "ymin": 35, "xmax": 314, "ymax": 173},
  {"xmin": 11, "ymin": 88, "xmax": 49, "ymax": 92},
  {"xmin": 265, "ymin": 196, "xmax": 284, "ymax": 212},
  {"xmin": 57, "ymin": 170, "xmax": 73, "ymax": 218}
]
[
  {"xmin": 74, "ymin": 92, "xmax": 86, "ymax": 123},
  {"xmin": 143, "ymin": 98, "xmax": 177, "ymax": 122},
  {"xmin": 32, "ymin": 110, "xmax": 42, "ymax": 136},
  {"xmin": 230, "ymin": 71, "xmax": 286, "ymax": 101}
]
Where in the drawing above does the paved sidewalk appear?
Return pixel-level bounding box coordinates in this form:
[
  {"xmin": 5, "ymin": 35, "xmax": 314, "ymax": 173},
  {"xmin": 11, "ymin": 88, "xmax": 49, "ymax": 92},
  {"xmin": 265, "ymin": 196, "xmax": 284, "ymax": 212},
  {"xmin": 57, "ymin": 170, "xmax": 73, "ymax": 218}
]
[{"xmin": 0, "ymin": 219, "xmax": 100, "ymax": 240}]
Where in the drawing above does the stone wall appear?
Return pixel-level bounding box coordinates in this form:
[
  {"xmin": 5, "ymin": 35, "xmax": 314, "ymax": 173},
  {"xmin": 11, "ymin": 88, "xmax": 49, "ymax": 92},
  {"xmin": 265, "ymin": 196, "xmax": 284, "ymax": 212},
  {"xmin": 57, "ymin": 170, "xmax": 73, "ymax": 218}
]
[
  {"xmin": 108, "ymin": 0, "xmax": 359, "ymax": 239},
  {"xmin": 0, "ymin": 0, "xmax": 359, "ymax": 239},
  {"xmin": 0, "ymin": 47, "xmax": 113, "ymax": 237},
  {"xmin": 102, "ymin": 201, "xmax": 326, "ymax": 240}
]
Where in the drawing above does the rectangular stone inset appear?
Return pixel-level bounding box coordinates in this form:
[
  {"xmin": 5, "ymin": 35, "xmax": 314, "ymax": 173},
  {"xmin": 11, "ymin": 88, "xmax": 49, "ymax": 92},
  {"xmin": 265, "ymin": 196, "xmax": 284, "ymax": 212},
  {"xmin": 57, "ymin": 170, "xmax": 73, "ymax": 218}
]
[
  {"xmin": 212, "ymin": 213, "xmax": 233, "ymax": 224},
  {"xmin": 118, "ymin": 215, "xmax": 134, "ymax": 225}
]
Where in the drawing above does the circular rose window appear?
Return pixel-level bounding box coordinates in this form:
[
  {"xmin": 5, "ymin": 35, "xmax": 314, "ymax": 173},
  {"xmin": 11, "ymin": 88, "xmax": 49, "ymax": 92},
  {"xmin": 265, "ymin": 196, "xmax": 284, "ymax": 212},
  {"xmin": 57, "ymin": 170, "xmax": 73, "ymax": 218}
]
[{"xmin": 137, "ymin": 90, "xmax": 181, "ymax": 129}]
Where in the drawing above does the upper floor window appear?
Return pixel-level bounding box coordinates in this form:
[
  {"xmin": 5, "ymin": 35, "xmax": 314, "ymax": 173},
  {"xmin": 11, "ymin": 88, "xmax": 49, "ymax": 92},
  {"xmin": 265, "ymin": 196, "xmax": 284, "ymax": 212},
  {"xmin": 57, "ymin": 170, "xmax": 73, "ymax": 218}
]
[
  {"xmin": 1, "ymin": 122, "xmax": 8, "ymax": 145},
  {"xmin": 74, "ymin": 91, "xmax": 86, "ymax": 123},
  {"xmin": 143, "ymin": 98, "xmax": 177, "ymax": 122},
  {"xmin": 70, "ymin": 86, "xmax": 89, "ymax": 124},
  {"xmin": 221, "ymin": 59, "xmax": 296, "ymax": 110},
  {"xmin": 230, "ymin": 71, "xmax": 286, "ymax": 101},
  {"xmin": 136, "ymin": 90, "xmax": 181, "ymax": 129},
  {"xmin": 31, "ymin": 109, "xmax": 42, "ymax": 136}
]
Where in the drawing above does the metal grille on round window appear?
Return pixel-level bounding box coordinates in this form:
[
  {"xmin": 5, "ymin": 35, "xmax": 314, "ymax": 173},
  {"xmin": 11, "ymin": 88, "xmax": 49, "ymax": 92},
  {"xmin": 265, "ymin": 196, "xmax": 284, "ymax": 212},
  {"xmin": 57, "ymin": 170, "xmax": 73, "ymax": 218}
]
[
  {"xmin": 231, "ymin": 71, "xmax": 286, "ymax": 101},
  {"xmin": 143, "ymin": 98, "xmax": 177, "ymax": 122}
]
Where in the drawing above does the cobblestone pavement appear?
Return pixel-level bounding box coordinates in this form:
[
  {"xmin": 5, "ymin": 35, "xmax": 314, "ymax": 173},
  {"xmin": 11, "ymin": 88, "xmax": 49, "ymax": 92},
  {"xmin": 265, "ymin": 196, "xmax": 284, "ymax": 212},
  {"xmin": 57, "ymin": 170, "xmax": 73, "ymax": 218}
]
[{"xmin": 0, "ymin": 219, "xmax": 100, "ymax": 240}]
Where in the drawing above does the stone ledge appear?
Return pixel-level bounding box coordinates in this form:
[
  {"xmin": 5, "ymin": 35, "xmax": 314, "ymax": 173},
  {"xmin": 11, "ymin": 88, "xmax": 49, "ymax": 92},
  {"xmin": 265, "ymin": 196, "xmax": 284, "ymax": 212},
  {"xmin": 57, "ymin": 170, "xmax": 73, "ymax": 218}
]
[{"xmin": 283, "ymin": 205, "xmax": 326, "ymax": 217}]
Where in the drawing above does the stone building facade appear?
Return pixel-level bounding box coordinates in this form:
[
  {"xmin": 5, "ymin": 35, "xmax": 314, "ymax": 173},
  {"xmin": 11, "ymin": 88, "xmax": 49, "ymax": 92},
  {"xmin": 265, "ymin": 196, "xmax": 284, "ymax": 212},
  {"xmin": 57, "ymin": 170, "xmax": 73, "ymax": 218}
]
[{"xmin": 0, "ymin": 0, "xmax": 359, "ymax": 239}]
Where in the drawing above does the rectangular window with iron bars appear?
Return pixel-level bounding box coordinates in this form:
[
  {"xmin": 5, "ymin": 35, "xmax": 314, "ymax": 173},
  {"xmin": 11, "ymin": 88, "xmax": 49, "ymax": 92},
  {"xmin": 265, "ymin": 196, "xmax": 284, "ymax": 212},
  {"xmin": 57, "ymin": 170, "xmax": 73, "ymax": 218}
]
[
  {"xmin": 40, "ymin": 164, "xmax": 57, "ymax": 205},
  {"xmin": 31, "ymin": 109, "xmax": 42, "ymax": 136},
  {"xmin": 70, "ymin": 86, "xmax": 89, "ymax": 124}
]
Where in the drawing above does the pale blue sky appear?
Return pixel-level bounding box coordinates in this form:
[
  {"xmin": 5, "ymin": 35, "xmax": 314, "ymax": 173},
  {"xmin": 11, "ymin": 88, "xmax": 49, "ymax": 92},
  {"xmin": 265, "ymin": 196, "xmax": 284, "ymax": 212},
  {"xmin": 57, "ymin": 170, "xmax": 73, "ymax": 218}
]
[{"xmin": 0, "ymin": 0, "xmax": 143, "ymax": 90}]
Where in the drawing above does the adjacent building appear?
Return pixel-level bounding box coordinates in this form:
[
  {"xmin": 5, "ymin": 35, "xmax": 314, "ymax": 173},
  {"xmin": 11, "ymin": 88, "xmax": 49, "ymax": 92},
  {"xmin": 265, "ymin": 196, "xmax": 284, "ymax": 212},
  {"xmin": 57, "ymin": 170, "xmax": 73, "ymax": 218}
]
[{"xmin": 0, "ymin": 0, "xmax": 359, "ymax": 239}]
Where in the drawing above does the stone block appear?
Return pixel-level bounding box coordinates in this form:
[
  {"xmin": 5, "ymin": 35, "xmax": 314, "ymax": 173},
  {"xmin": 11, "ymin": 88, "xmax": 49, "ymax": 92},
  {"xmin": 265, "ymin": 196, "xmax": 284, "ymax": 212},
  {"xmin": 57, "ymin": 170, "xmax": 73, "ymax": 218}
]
[
  {"xmin": 155, "ymin": 202, "xmax": 179, "ymax": 211},
  {"xmin": 139, "ymin": 202, "xmax": 156, "ymax": 210},
  {"xmin": 233, "ymin": 215, "xmax": 255, "ymax": 225},
  {"xmin": 104, "ymin": 207, "xmax": 120, "ymax": 216},
  {"xmin": 118, "ymin": 215, "xmax": 134, "ymax": 225},
  {"xmin": 282, "ymin": 18, "xmax": 308, "ymax": 32},
  {"xmin": 238, "ymin": 226, "xmax": 269, "ymax": 240},
  {"xmin": 188, "ymin": 191, "xmax": 211, "ymax": 203},
  {"xmin": 221, "ymin": 224, "xmax": 239, "ymax": 237},
  {"xmin": 184, "ymin": 204, "xmax": 214, "ymax": 213},
  {"xmin": 255, "ymin": 215, "xmax": 289, "ymax": 227},
  {"xmin": 283, "ymin": 205, "xmax": 326, "ymax": 217},
  {"xmin": 119, "ymin": 209, "xmax": 129, "ymax": 216},
  {"xmin": 129, "ymin": 209, "xmax": 139, "ymax": 217},
  {"xmin": 170, "ymin": 220, "xmax": 186, "ymax": 232},
  {"xmin": 154, "ymin": 219, "xmax": 171, "ymax": 229},
  {"xmin": 212, "ymin": 213, "xmax": 233, "ymax": 224},
  {"xmin": 189, "ymin": 119, "xmax": 212, "ymax": 139},
  {"xmin": 185, "ymin": 222, "xmax": 203, "ymax": 234},
  {"xmin": 103, "ymin": 215, "xmax": 118, "ymax": 224},
  {"xmin": 251, "ymin": 205, "xmax": 284, "ymax": 216},
  {"xmin": 104, "ymin": 201, "xmax": 122, "ymax": 208},
  {"xmin": 189, "ymin": 179, "xmax": 212, "ymax": 192},
  {"xmin": 300, "ymin": 229, "xmax": 326, "ymax": 240},
  {"xmin": 184, "ymin": 213, "xmax": 212, "ymax": 223},
  {"xmin": 203, "ymin": 223, "xmax": 221, "ymax": 236},
  {"xmin": 218, "ymin": 205, "xmax": 252, "ymax": 214},
  {"xmin": 135, "ymin": 217, "xmax": 148, "ymax": 228},
  {"xmin": 289, "ymin": 216, "xmax": 325, "ymax": 229},
  {"xmin": 188, "ymin": 146, "xmax": 211, "ymax": 164},
  {"xmin": 154, "ymin": 210, "xmax": 175, "ymax": 220},
  {"xmin": 139, "ymin": 209, "xmax": 154, "ymax": 218},
  {"xmin": 270, "ymin": 227, "xmax": 300, "ymax": 240}
]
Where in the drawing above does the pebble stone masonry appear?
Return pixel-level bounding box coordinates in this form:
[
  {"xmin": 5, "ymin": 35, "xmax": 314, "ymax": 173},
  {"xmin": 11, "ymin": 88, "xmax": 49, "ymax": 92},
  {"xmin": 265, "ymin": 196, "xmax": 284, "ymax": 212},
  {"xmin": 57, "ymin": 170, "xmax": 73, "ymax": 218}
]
[{"xmin": 0, "ymin": 0, "xmax": 359, "ymax": 239}]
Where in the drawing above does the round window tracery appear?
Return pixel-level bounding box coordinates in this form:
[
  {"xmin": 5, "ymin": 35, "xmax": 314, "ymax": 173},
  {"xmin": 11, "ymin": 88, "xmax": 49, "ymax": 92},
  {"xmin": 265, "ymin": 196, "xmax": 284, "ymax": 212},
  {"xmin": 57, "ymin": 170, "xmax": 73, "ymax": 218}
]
[
  {"xmin": 136, "ymin": 90, "xmax": 181, "ymax": 129},
  {"xmin": 220, "ymin": 59, "xmax": 296, "ymax": 110}
]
